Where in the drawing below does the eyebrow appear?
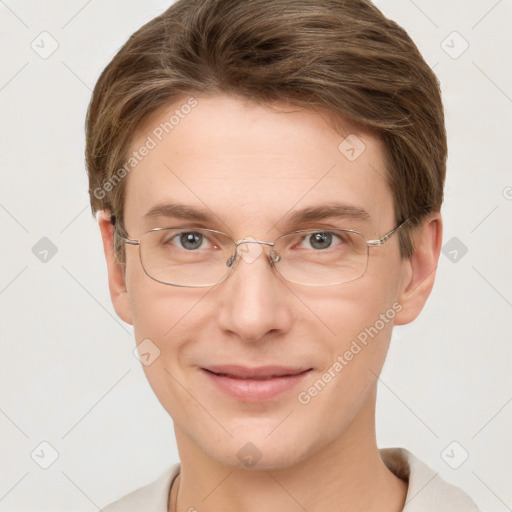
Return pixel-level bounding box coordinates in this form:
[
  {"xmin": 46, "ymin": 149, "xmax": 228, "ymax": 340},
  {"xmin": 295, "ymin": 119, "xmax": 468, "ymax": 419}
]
[
  {"xmin": 284, "ymin": 203, "xmax": 371, "ymax": 225},
  {"xmin": 142, "ymin": 201, "xmax": 372, "ymax": 229}
]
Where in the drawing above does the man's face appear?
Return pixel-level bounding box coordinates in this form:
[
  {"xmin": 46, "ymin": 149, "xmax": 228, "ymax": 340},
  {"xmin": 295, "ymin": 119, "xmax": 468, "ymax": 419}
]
[{"xmin": 117, "ymin": 94, "xmax": 409, "ymax": 469}]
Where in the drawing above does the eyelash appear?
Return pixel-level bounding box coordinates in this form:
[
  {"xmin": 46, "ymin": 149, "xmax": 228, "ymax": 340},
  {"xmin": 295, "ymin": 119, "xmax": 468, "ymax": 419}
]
[{"xmin": 165, "ymin": 229, "xmax": 347, "ymax": 251}]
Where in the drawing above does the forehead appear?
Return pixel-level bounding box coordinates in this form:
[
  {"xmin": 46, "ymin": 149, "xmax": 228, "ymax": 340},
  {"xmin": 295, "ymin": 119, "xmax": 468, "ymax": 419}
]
[{"xmin": 122, "ymin": 94, "xmax": 394, "ymax": 236}]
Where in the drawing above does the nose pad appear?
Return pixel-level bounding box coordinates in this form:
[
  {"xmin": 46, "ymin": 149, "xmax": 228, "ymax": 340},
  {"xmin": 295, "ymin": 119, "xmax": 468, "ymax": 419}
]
[
  {"xmin": 226, "ymin": 240, "xmax": 280, "ymax": 271},
  {"xmin": 236, "ymin": 237, "xmax": 264, "ymax": 265},
  {"xmin": 269, "ymin": 250, "xmax": 281, "ymax": 264}
]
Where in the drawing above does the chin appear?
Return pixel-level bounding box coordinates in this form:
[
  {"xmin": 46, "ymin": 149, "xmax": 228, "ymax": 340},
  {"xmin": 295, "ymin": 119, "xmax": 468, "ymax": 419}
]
[{"xmin": 199, "ymin": 426, "xmax": 320, "ymax": 471}]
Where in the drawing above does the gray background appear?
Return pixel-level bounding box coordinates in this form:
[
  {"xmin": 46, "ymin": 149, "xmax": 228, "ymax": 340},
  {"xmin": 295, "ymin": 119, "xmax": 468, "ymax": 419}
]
[{"xmin": 0, "ymin": 1, "xmax": 511, "ymax": 510}]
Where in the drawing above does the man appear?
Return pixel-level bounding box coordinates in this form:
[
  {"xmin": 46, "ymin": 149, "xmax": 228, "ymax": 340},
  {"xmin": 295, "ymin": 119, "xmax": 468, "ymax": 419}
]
[{"xmin": 85, "ymin": 0, "xmax": 481, "ymax": 510}]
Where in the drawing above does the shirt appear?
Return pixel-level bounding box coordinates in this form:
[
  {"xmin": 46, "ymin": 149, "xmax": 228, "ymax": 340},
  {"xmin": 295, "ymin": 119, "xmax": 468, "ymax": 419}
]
[{"xmin": 102, "ymin": 447, "xmax": 481, "ymax": 512}]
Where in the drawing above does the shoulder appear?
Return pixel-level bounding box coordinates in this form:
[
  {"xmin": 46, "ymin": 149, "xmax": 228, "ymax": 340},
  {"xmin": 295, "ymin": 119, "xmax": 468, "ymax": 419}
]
[
  {"xmin": 102, "ymin": 463, "xmax": 180, "ymax": 512},
  {"xmin": 380, "ymin": 447, "xmax": 481, "ymax": 512}
]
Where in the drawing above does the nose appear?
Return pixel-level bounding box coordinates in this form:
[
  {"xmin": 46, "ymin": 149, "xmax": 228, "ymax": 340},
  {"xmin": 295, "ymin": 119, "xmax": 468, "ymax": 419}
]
[{"xmin": 215, "ymin": 240, "xmax": 293, "ymax": 343}]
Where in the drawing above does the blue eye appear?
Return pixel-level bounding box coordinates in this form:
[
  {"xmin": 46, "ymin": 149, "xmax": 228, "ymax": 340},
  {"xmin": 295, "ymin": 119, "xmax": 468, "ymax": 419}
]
[
  {"xmin": 178, "ymin": 232, "xmax": 204, "ymax": 250},
  {"xmin": 299, "ymin": 231, "xmax": 346, "ymax": 250},
  {"xmin": 163, "ymin": 231, "xmax": 209, "ymax": 251}
]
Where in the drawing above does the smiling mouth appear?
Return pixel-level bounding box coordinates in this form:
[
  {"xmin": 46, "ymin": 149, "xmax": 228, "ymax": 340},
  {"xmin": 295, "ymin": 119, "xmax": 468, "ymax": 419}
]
[
  {"xmin": 201, "ymin": 367, "xmax": 313, "ymax": 402},
  {"xmin": 204, "ymin": 368, "xmax": 311, "ymax": 380}
]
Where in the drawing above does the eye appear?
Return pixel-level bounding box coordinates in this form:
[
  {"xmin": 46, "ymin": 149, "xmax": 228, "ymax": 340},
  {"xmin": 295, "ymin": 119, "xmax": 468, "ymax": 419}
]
[
  {"xmin": 168, "ymin": 231, "xmax": 211, "ymax": 251},
  {"xmin": 299, "ymin": 231, "xmax": 346, "ymax": 250}
]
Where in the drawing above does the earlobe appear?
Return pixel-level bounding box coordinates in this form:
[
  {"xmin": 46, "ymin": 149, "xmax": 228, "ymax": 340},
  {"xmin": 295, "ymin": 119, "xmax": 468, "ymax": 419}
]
[
  {"xmin": 394, "ymin": 212, "xmax": 443, "ymax": 326},
  {"xmin": 97, "ymin": 210, "xmax": 133, "ymax": 325}
]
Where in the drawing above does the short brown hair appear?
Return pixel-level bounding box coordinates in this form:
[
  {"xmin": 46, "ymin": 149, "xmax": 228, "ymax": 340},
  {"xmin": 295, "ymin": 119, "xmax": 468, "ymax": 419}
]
[{"xmin": 85, "ymin": 0, "xmax": 447, "ymax": 267}]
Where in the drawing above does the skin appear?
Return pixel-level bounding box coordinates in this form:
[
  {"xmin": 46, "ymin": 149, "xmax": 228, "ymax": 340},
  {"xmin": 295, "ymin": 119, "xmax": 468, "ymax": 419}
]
[{"xmin": 98, "ymin": 94, "xmax": 442, "ymax": 512}]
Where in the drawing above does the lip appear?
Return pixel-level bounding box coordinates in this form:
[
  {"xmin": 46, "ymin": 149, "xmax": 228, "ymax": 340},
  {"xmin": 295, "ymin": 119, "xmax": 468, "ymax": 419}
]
[
  {"xmin": 201, "ymin": 365, "xmax": 312, "ymax": 402},
  {"xmin": 204, "ymin": 365, "xmax": 311, "ymax": 379}
]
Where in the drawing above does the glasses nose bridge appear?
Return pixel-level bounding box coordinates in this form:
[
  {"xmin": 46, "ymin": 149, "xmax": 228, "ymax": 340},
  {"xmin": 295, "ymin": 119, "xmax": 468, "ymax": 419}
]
[
  {"xmin": 234, "ymin": 238, "xmax": 274, "ymax": 248},
  {"xmin": 227, "ymin": 238, "xmax": 278, "ymax": 268}
]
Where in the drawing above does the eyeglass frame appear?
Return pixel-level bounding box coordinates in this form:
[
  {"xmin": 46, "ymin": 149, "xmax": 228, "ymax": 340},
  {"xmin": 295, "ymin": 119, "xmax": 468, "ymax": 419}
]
[{"xmin": 113, "ymin": 216, "xmax": 411, "ymax": 288}]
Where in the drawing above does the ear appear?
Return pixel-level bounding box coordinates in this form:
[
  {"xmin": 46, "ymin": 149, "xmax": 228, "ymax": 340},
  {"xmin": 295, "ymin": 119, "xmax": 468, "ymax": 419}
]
[
  {"xmin": 97, "ymin": 210, "xmax": 133, "ymax": 325},
  {"xmin": 394, "ymin": 212, "xmax": 443, "ymax": 325}
]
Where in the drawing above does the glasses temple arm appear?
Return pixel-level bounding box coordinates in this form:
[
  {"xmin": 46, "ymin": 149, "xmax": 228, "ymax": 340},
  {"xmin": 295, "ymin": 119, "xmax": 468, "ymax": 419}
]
[{"xmin": 366, "ymin": 219, "xmax": 410, "ymax": 247}]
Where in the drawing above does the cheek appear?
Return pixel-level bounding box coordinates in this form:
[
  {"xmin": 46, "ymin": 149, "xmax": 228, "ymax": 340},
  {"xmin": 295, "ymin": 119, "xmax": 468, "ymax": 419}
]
[
  {"xmin": 124, "ymin": 248, "xmax": 179, "ymax": 338},
  {"xmin": 129, "ymin": 284, "xmax": 203, "ymax": 343},
  {"xmin": 293, "ymin": 286, "xmax": 398, "ymax": 430},
  {"xmin": 127, "ymin": 266, "xmax": 212, "ymax": 378},
  {"xmin": 302, "ymin": 273, "xmax": 400, "ymax": 395},
  {"xmin": 302, "ymin": 269, "xmax": 399, "ymax": 342},
  {"xmin": 128, "ymin": 287, "xmax": 205, "ymax": 415}
]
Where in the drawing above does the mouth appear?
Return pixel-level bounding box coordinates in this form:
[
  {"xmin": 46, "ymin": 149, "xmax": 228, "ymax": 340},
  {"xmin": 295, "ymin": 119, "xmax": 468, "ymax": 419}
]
[{"xmin": 201, "ymin": 365, "xmax": 313, "ymax": 402}]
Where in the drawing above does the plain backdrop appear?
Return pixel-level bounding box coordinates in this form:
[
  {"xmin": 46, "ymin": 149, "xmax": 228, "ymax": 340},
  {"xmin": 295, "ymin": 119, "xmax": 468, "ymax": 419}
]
[{"xmin": 0, "ymin": 1, "xmax": 511, "ymax": 511}]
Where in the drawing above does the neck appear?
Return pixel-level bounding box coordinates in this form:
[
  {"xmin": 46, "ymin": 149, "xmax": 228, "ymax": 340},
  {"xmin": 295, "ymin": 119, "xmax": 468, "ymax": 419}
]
[{"xmin": 170, "ymin": 388, "xmax": 408, "ymax": 512}]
